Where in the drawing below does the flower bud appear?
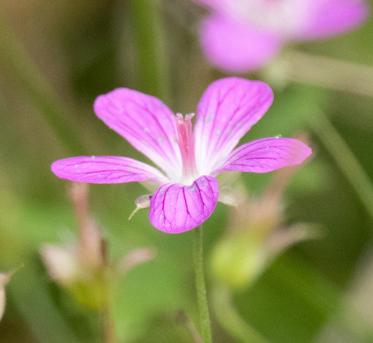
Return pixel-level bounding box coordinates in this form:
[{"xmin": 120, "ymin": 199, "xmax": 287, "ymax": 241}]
[
  {"xmin": 211, "ymin": 164, "xmax": 316, "ymax": 291},
  {"xmin": 211, "ymin": 232, "xmax": 267, "ymax": 290}
]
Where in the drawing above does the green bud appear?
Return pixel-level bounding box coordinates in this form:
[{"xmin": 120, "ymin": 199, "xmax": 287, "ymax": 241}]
[{"xmin": 211, "ymin": 232, "xmax": 266, "ymax": 291}]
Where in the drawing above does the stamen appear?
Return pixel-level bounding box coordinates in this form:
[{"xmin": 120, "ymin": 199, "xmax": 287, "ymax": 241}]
[
  {"xmin": 176, "ymin": 113, "xmax": 197, "ymax": 180},
  {"xmin": 128, "ymin": 194, "xmax": 151, "ymax": 220}
]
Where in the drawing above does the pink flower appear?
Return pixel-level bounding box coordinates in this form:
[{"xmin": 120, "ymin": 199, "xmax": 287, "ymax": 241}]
[
  {"xmin": 197, "ymin": 0, "xmax": 369, "ymax": 72},
  {"xmin": 51, "ymin": 78, "xmax": 311, "ymax": 234}
]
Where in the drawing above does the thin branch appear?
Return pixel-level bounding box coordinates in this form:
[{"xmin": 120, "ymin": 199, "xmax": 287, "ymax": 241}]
[{"xmin": 283, "ymin": 50, "xmax": 373, "ymax": 98}]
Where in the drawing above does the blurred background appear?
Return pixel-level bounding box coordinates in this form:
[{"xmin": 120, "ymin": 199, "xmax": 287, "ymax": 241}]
[{"xmin": 0, "ymin": 0, "xmax": 372, "ymax": 342}]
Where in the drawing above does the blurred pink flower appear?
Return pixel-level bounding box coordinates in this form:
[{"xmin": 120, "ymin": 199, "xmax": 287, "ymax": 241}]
[
  {"xmin": 51, "ymin": 78, "xmax": 311, "ymax": 234},
  {"xmin": 197, "ymin": 0, "xmax": 369, "ymax": 72}
]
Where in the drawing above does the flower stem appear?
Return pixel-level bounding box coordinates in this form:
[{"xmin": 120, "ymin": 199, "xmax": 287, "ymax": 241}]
[
  {"xmin": 193, "ymin": 226, "xmax": 212, "ymax": 343},
  {"xmin": 282, "ymin": 50, "xmax": 373, "ymax": 98},
  {"xmin": 0, "ymin": 12, "xmax": 87, "ymax": 154},
  {"xmin": 102, "ymin": 274, "xmax": 115, "ymax": 343},
  {"xmin": 310, "ymin": 109, "xmax": 373, "ymax": 220},
  {"xmin": 130, "ymin": 0, "xmax": 170, "ymax": 102},
  {"xmin": 101, "ymin": 243, "xmax": 116, "ymax": 343}
]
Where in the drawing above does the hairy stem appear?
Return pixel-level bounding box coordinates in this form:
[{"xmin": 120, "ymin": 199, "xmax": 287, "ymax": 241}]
[{"xmin": 193, "ymin": 227, "xmax": 212, "ymax": 343}]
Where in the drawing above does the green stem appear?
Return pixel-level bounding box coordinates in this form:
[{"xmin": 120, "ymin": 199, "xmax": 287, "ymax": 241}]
[
  {"xmin": 212, "ymin": 285, "xmax": 267, "ymax": 343},
  {"xmin": 283, "ymin": 50, "xmax": 373, "ymax": 98},
  {"xmin": 130, "ymin": 0, "xmax": 170, "ymax": 102},
  {"xmin": 0, "ymin": 13, "xmax": 86, "ymax": 154},
  {"xmin": 101, "ymin": 271, "xmax": 115, "ymax": 343},
  {"xmin": 101, "ymin": 245, "xmax": 116, "ymax": 343},
  {"xmin": 9, "ymin": 264, "xmax": 80, "ymax": 343},
  {"xmin": 193, "ymin": 227, "xmax": 212, "ymax": 343},
  {"xmin": 310, "ymin": 110, "xmax": 373, "ymax": 220}
]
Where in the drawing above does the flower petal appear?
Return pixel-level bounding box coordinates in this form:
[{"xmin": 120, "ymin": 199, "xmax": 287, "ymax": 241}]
[
  {"xmin": 194, "ymin": 77, "xmax": 274, "ymax": 175},
  {"xmin": 218, "ymin": 138, "xmax": 312, "ymax": 174},
  {"xmin": 199, "ymin": 14, "xmax": 282, "ymax": 73},
  {"xmin": 51, "ymin": 156, "xmax": 168, "ymax": 184},
  {"xmin": 296, "ymin": 0, "xmax": 368, "ymax": 40},
  {"xmin": 94, "ymin": 89, "xmax": 182, "ymax": 180},
  {"xmin": 149, "ymin": 176, "xmax": 219, "ymax": 234}
]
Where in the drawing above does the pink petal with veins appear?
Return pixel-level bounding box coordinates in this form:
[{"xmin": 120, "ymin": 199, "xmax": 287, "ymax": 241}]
[
  {"xmin": 219, "ymin": 138, "xmax": 312, "ymax": 174},
  {"xmin": 94, "ymin": 88, "xmax": 182, "ymax": 180},
  {"xmin": 51, "ymin": 156, "xmax": 167, "ymax": 184},
  {"xmin": 149, "ymin": 176, "xmax": 219, "ymax": 233},
  {"xmin": 194, "ymin": 77, "xmax": 274, "ymax": 175}
]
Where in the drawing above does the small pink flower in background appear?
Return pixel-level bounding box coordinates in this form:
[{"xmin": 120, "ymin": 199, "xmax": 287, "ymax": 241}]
[
  {"xmin": 196, "ymin": 0, "xmax": 369, "ymax": 72},
  {"xmin": 51, "ymin": 78, "xmax": 311, "ymax": 234}
]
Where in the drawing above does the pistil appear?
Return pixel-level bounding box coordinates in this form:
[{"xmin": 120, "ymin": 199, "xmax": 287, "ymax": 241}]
[{"xmin": 176, "ymin": 113, "xmax": 197, "ymax": 181}]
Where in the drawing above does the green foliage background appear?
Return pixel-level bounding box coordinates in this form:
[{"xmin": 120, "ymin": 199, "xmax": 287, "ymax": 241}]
[{"xmin": 0, "ymin": 1, "xmax": 372, "ymax": 342}]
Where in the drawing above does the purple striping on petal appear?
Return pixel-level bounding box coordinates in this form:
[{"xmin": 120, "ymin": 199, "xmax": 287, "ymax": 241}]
[
  {"xmin": 51, "ymin": 156, "xmax": 168, "ymax": 184},
  {"xmin": 194, "ymin": 78, "xmax": 274, "ymax": 175},
  {"xmin": 149, "ymin": 176, "xmax": 219, "ymax": 233},
  {"xmin": 51, "ymin": 77, "xmax": 313, "ymax": 234},
  {"xmin": 104, "ymin": 99, "xmax": 174, "ymax": 161},
  {"xmin": 218, "ymin": 138, "xmax": 312, "ymax": 174},
  {"xmin": 94, "ymin": 88, "xmax": 182, "ymax": 178}
]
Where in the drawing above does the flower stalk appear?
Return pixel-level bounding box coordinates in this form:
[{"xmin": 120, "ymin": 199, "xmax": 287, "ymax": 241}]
[
  {"xmin": 280, "ymin": 50, "xmax": 373, "ymax": 98},
  {"xmin": 130, "ymin": 0, "xmax": 170, "ymax": 101},
  {"xmin": 0, "ymin": 13, "xmax": 86, "ymax": 154},
  {"xmin": 69, "ymin": 184, "xmax": 116, "ymax": 342},
  {"xmin": 101, "ymin": 243, "xmax": 116, "ymax": 343},
  {"xmin": 310, "ymin": 110, "xmax": 373, "ymax": 219},
  {"xmin": 69, "ymin": 183, "xmax": 103, "ymax": 267},
  {"xmin": 193, "ymin": 226, "xmax": 212, "ymax": 343}
]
